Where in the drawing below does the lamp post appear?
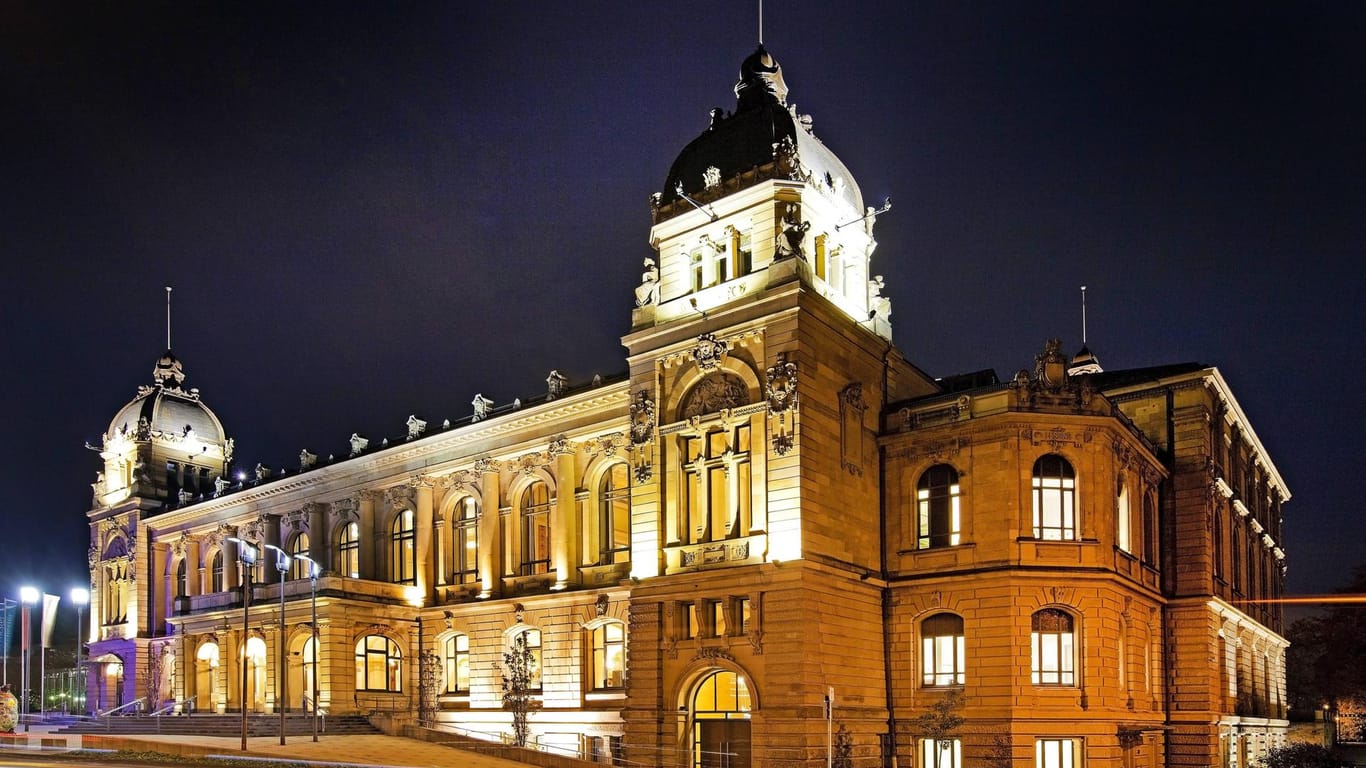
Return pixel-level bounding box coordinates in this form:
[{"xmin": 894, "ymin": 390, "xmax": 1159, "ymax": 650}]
[
  {"xmin": 227, "ymin": 537, "xmax": 257, "ymax": 751},
  {"xmin": 71, "ymin": 588, "xmax": 89, "ymax": 715},
  {"xmin": 19, "ymin": 587, "xmax": 38, "ymax": 730},
  {"xmin": 263, "ymin": 544, "xmax": 290, "ymax": 746},
  {"xmin": 295, "ymin": 553, "xmax": 321, "ymax": 742}
]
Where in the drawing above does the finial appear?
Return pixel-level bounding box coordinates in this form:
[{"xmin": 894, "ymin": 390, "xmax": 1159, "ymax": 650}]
[
  {"xmin": 1080, "ymin": 286, "xmax": 1088, "ymax": 344},
  {"xmin": 165, "ymin": 286, "xmax": 173, "ymax": 350}
]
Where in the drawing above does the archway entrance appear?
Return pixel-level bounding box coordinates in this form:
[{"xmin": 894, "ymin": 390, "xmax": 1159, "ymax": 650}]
[
  {"xmin": 243, "ymin": 637, "xmax": 267, "ymax": 713},
  {"xmin": 195, "ymin": 642, "xmax": 220, "ymax": 712},
  {"xmin": 91, "ymin": 654, "xmax": 124, "ymax": 713},
  {"xmin": 691, "ymin": 670, "xmax": 751, "ymax": 768},
  {"xmin": 289, "ymin": 635, "xmax": 318, "ymax": 711}
]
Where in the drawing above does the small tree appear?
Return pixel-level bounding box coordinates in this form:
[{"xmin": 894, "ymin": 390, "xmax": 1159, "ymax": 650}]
[
  {"xmin": 1258, "ymin": 743, "xmax": 1348, "ymax": 768},
  {"xmin": 502, "ymin": 632, "xmax": 536, "ymax": 747},
  {"xmin": 985, "ymin": 734, "xmax": 1014, "ymax": 768},
  {"xmin": 914, "ymin": 690, "xmax": 965, "ymax": 743}
]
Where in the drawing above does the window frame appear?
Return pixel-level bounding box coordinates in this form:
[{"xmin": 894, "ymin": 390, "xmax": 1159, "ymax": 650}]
[
  {"xmin": 336, "ymin": 521, "xmax": 360, "ymax": 578},
  {"xmin": 444, "ymin": 633, "xmax": 470, "ymax": 694},
  {"xmin": 210, "ymin": 550, "xmax": 225, "ymax": 593},
  {"xmin": 520, "ymin": 483, "xmax": 553, "ymax": 576},
  {"xmin": 590, "ymin": 621, "xmax": 626, "ymax": 691},
  {"xmin": 390, "ymin": 509, "xmax": 416, "ymax": 585},
  {"xmin": 1035, "ymin": 738, "xmax": 1078, "ymax": 768},
  {"xmin": 287, "ymin": 532, "xmax": 310, "ymax": 580},
  {"xmin": 921, "ymin": 738, "xmax": 962, "ymax": 768},
  {"xmin": 453, "ymin": 496, "xmax": 480, "ymax": 585},
  {"xmin": 920, "ymin": 612, "xmax": 966, "ymax": 687},
  {"xmin": 916, "ymin": 464, "xmax": 962, "ymax": 549},
  {"xmin": 1032, "ymin": 454, "xmax": 1077, "ymax": 541},
  {"xmin": 354, "ymin": 634, "xmax": 403, "ymax": 692},
  {"xmin": 1031, "ymin": 608, "xmax": 1077, "ymax": 686},
  {"xmin": 599, "ymin": 463, "xmax": 632, "ymax": 565}
]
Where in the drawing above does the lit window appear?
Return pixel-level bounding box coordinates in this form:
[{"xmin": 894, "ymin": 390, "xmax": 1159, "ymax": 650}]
[
  {"xmin": 210, "ymin": 551, "xmax": 225, "ymax": 593},
  {"xmin": 336, "ymin": 522, "xmax": 359, "ymax": 578},
  {"xmin": 1116, "ymin": 484, "xmax": 1131, "ymax": 553},
  {"xmin": 520, "ymin": 483, "xmax": 552, "ymax": 575},
  {"xmin": 691, "ymin": 670, "xmax": 752, "ymax": 768},
  {"xmin": 917, "ymin": 465, "xmax": 961, "ymax": 549},
  {"xmin": 453, "ymin": 497, "xmax": 480, "ymax": 584},
  {"xmin": 288, "ymin": 533, "xmax": 310, "ymax": 580},
  {"xmin": 354, "ymin": 634, "xmax": 402, "ymax": 692},
  {"xmin": 599, "ymin": 464, "xmax": 631, "ymax": 565},
  {"xmin": 714, "ymin": 239, "xmax": 730, "ymax": 284},
  {"xmin": 690, "ymin": 250, "xmax": 705, "ymax": 292},
  {"xmin": 814, "ymin": 234, "xmax": 828, "ymax": 280},
  {"xmin": 738, "ymin": 598, "xmax": 751, "ymax": 635},
  {"xmin": 391, "ymin": 509, "xmax": 416, "ymax": 585},
  {"xmin": 1035, "ymin": 739, "xmax": 1077, "ymax": 768},
  {"xmin": 591, "ymin": 622, "xmax": 626, "ymax": 690},
  {"xmin": 921, "ymin": 738, "xmax": 962, "ymax": 768},
  {"xmin": 1032, "ymin": 455, "xmax": 1077, "ymax": 540},
  {"xmin": 921, "ymin": 612, "xmax": 965, "ymax": 686},
  {"xmin": 444, "ymin": 634, "xmax": 469, "ymax": 694},
  {"xmin": 1031, "ymin": 609, "xmax": 1076, "ymax": 685},
  {"xmin": 682, "ymin": 425, "xmax": 751, "ymax": 544},
  {"xmin": 685, "ymin": 603, "xmax": 699, "ymax": 639},
  {"xmin": 731, "ymin": 229, "xmax": 752, "ymax": 277}
]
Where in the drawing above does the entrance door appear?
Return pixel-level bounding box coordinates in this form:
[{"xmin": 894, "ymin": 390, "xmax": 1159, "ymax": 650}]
[{"xmin": 691, "ymin": 670, "xmax": 751, "ymax": 768}]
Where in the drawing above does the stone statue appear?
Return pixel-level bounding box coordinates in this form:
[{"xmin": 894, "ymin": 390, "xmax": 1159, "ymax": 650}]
[
  {"xmin": 869, "ymin": 275, "xmax": 891, "ymax": 321},
  {"xmin": 634, "ymin": 258, "xmax": 660, "ymax": 307},
  {"xmin": 471, "ymin": 394, "xmax": 494, "ymax": 422},
  {"xmin": 774, "ymin": 203, "xmax": 809, "ymax": 260},
  {"xmin": 546, "ymin": 370, "xmax": 568, "ymax": 400}
]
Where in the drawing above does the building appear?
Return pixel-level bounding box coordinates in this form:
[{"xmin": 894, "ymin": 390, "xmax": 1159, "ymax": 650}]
[{"xmin": 83, "ymin": 44, "xmax": 1290, "ymax": 768}]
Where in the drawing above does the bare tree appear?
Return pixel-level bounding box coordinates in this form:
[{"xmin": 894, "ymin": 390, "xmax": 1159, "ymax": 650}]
[{"xmin": 501, "ymin": 633, "xmax": 536, "ymax": 747}]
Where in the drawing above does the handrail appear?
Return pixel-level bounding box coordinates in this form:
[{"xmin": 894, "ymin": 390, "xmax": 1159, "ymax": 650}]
[
  {"xmin": 98, "ymin": 697, "xmax": 147, "ymax": 718},
  {"xmin": 148, "ymin": 697, "xmax": 184, "ymax": 717}
]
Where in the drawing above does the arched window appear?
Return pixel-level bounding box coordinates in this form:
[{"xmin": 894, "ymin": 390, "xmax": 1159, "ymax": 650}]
[
  {"xmin": 520, "ymin": 484, "xmax": 552, "ymax": 576},
  {"xmin": 288, "ymin": 533, "xmax": 310, "ymax": 580},
  {"xmin": 453, "ymin": 497, "xmax": 480, "ymax": 584},
  {"xmin": 1031, "ymin": 609, "xmax": 1076, "ymax": 685},
  {"xmin": 354, "ymin": 634, "xmax": 402, "ymax": 692},
  {"xmin": 600, "ymin": 464, "xmax": 631, "ymax": 564},
  {"xmin": 391, "ymin": 510, "xmax": 416, "ymax": 584},
  {"xmin": 921, "ymin": 612, "xmax": 965, "ymax": 686},
  {"xmin": 444, "ymin": 634, "xmax": 470, "ymax": 694},
  {"xmin": 1116, "ymin": 483, "xmax": 1132, "ymax": 553},
  {"xmin": 1142, "ymin": 492, "xmax": 1159, "ymax": 565},
  {"xmin": 591, "ymin": 622, "xmax": 626, "ymax": 691},
  {"xmin": 336, "ymin": 522, "xmax": 359, "ymax": 578},
  {"xmin": 175, "ymin": 559, "xmax": 188, "ymax": 598},
  {"xmin": 682, "ymin": 424, "xmax": 751, "ymax": 544},
  {"xmin": 210, "ymin": 551, "xmax": 225, "ymax": 593},
  {"xmin": 916, "ymin": 465, "xmax": 961, "ymax": 549},
  {"xmin": 509, "ymin": 628, "xmax": 543, "ymax": 691},
  {"xmin": 1032, "ymin": 455, "xmax": 1076, "ymax": 540}
]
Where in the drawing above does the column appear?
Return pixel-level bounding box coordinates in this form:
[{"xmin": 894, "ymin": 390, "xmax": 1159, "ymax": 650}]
[
  {"xmin": 225, "ymin": 631, "xmax": 241, "ymax": 712},
  {"xmin": 358, "ymin": 490, "xmax": 377, "ymax": 580},
  {"xmin": 414, "ymin": 476, "xmax": 435, "ymax": 602},
  {"xmin": 187, "ymin": 539, "xmax": 202, "ymax": 597},
  {"xmin": 477, "ymin": 461, "xmax": 502, "ymax": 598},
  {"xmin": 552, "ymin": 445, "xmax": 579, "ymax": 589},
  {"xmin": 152, "ymin": 542, "xmax": 169, "ymax": 635},
  {"xmin": 306, "ymin": 502, "xmax": 327, "ymax": 565}
]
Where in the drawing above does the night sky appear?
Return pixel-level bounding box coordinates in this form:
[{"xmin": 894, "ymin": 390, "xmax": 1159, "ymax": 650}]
[{"xmin": 2, "ymin": 1, "xmax": 1362, "ymax": 647}]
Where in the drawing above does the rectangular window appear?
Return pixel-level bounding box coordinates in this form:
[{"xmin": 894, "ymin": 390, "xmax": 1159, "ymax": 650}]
[
  {"xmin": 686, "ymin": 603, "xmax": 699, "ymax": 639},
  {"xmin": 1031, "ymin": 629, "xmax": 1075, "ymax": 685},
  {"xmin": 921, "ymin": 738, "xmax": 962, "ymax": 768},
  {"xmin": 814, "ymin": 234, "xmax": 828, "ymax": 280},
  {"xmin": 738, "ymin": 598, "xmax": 751, "ymax": 635},
  {"xmin": 1033, "ymin": 475, "xmax": 1076, "ymax": 540},
  {"xmin": 1116, "ymin": 484, "xmax": 1131, "ymax": 553},
  {"xmin": 690, "ymin": 250, "xmax": 705, "ymax": 292},
  {"xmin": 1035, "ymin": 739, "xmax": 1077, "ymax": 768},
  {"xmin": 714, "ymin": 241, "xmax": 730, "ymax": 284},
  {"xmin": 734, "ymin": 231, "xmax": 752, "ymax": 277},
  {"xmin": 711, "ymin": 600, "xmax": 727, "ymax": 637}
]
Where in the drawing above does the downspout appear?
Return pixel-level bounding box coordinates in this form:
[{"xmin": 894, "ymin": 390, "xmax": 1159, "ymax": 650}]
[{"xmin": 879, "ymin": 338, "xmax": 898, "ymax": 768}]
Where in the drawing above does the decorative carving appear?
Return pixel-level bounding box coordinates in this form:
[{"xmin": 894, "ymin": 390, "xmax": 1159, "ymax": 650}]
[
  {"xmin": 773, "ymin": 136, "xmax": 801, "ymax": 180},
  {"xmin": 692, "ymin": 647, "xmax": 735, "ymax": 662},
  {"xmin": 513, "ymin": 453, "xmax": 544, "ymax": 476},
  {"xmin": 702, "ymin": 165, "xmax": 721, "ymax": 189},
  {"xmin": 348, "ymin": 433, "xmax": 369, "ymax": 457},
  {"xmin": 471, "ymin": 394, "xmax": 494, "ymax": 421},
  {"xmin": 300, "ymin": 449, "xmax": 318, "ymax": 470},
  {"xmin": 691, "ymin": 333, "xmax": 730, "ymax": 373},
  {"xmin": 513, "ymin": 603, "xmax": 525, "ymax": 623},
  {"xmin": 548, "ymin": 435, "xmax": 574, "ymax": 457},
  {"xmin": 773, "ymin": 202, "xmax": 809, "ymax": 260},
  {"xmin": 634, "ymin": 258, "xmax": 660, "ymax": 307},
  {"xmin": 680, "ymin": 373, "xmax": 749, "ymax": 419},
  {"xmin": 629, "ymin": 391, "xmax": 655, "ymax": 445},
  {"xmin": 869, "ymin": 275, "xmax": 891, "ymax": 322},
  {"xmin": 406, "ymin": 415, "xmax": 427, "ymax": 440},
  {"xmin": 546, "ymin": 371, "xmax": 568, "ymax": 401},
  {"xmin": 253, "ymin": 463, "xmax": 271, "ymax": 481},
  {"xmin": 839, "ymin": 382, "xmax": 866, "ymax": 476},
  {"xmin": 595, "ymin": 594, "xmax": 610, "ymax": 617},
  {"xmin": 408, "ymin": 474, "xmax": 436, "ymax": 490},
  {"xmin": 748, "ymin": 630, "xmax": 764, "ymax": 655},
  {"xmin": 384, "ymin": 485, "xmax": 415, "ymax": 509},
  {"xmin": 766, "ymin": 356, "xmax": 799, "ymax": 455},
  {"xmin": 590, "ymin": 432, "xmax": 625, "ymax": 458},
  {"xmin": 474, "ymin": 455, "xmax": 500, "ymax": 474},
  {"xmin": 928, "ymin": 590, "xmax": 942, "ymax": 608}
]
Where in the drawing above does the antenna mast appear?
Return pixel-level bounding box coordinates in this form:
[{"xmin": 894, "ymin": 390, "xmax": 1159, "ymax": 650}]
[
  {"xmin": 758, "ymin": 0, "xmax": 763, "ymax": 45},
  {"xmin": 1076, "ymin": 285, "xmax": 1087, "ymax": 341},
  {"xmin": 165, "ymin": 286, "xmax": 173, "ymax": 350}
]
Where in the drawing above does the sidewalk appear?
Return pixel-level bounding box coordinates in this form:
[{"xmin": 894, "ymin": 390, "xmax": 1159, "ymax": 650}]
[{"xmin": 60, "ymin": 732, "xmax": 534, "ymax": 768}]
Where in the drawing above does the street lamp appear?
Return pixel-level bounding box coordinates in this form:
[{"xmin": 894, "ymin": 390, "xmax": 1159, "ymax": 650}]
[
  {"xmin": 263, "ymin": 544, "xmax": 290, "ymax": 746},
  {"xmin": 294, "ymin": 553, "xmax": 321, "ymax": 743},
  {"xmin": 19, "ymin": 587, "xmax": 38, "ymax": 730},
  {"xmin": 71, "ymin": 588, "xmax": 89, "ymax": 715},
  {"xmin": 227, "ymin": 537, "xmax": 257, "ymax": 751}
]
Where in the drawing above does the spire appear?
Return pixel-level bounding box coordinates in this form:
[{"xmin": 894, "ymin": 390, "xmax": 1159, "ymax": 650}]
[{"xmin": 1068, "ymin": 286, "xmax": 1103, "ymax": 375}]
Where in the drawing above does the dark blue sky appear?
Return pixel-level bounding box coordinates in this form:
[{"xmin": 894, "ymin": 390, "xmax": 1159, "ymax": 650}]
[{"xmin": 1, "ymin": 1, "xmax": 1362, "ymax": 634}]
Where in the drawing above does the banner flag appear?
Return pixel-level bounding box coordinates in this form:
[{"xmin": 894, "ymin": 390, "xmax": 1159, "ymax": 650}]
[
  {"xmin": 41, "ymin": 593, "xmax": 61, "ymax": 649},
  {"xmin": 0, "ymin": 601, "xmax": 13, "ymax": 658}
]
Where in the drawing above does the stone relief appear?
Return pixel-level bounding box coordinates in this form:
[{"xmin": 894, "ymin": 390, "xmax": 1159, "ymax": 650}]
[
  {"xmin": 773, "ymin": 202, "xmax": 809, "ymax": 260},
  {"xmin": 473, "ymin": 455, "xmax": 501, "ymax": 474},
  {"xmin": 680, "ymin": 373, "xmax": 749, "ymax": 420},
  {"xmin": 629, "ymin": 391, "xmax": 655, "ymax": 445},
  {"xmin": 691, "ymin": 333, "xmax": 730, "ymax": 373}
]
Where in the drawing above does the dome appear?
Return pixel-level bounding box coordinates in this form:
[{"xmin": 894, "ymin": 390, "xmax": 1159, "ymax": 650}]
[
  {"xmin": 1067, "ymin": 345, "xmax": 1103, "ymax": 376},
  {"xmin": 106, "ymin": 351, "xmax": 226, "ymax": 445},
  {"xmin": 656, "ymin": 46, "xmax": 863, "ymax": 219}
]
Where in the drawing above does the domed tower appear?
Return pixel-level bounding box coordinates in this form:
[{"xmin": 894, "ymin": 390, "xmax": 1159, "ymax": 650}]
[
  {"xmin": 93, "ymin": 350, "xmax": 233, "ymax": 510},
  {"xmin": 636, "ymin": 45, "xmax": 892, "ymax": 338}
]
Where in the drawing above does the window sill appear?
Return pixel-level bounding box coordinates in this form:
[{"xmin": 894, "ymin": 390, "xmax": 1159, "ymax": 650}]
[{"xmin": 585, "ymin": 690, "xmax": 626, "ymax": 702}]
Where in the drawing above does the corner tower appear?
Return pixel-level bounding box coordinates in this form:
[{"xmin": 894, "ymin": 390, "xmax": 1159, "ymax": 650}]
[{"xmin": 621, "ymin": 46, "xmax": 936, "ymax": 768}]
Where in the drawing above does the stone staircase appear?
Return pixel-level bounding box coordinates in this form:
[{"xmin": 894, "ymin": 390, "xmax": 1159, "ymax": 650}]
[{"xmin": 56, "ymin": 713, "xmax": 379, "ymax": 737}]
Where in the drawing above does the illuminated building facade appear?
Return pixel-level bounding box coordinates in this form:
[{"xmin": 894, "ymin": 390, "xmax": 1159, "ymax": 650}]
[{"xmin": 83, "ymin": 45, "xmax": 1289, "ymax": 768}]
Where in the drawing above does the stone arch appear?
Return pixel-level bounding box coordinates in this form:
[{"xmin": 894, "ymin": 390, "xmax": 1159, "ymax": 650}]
[
  {"xmin": 674, "ymin": 661, "xmax": 758, "ymax": 768},
  {"xmin": 666, "ymin": 355, "xmax": 762, "ymax": 422}
]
